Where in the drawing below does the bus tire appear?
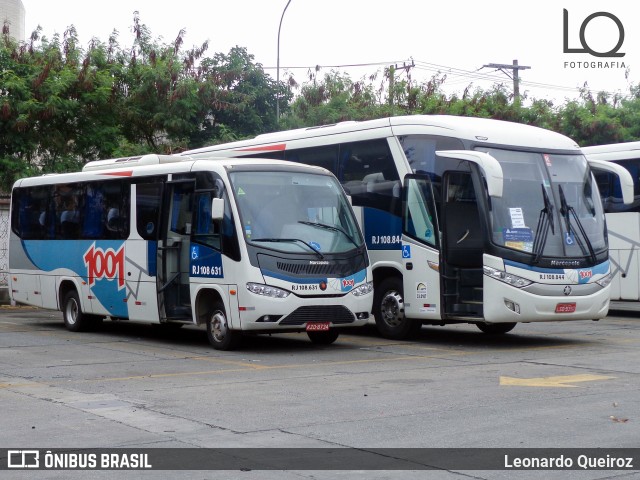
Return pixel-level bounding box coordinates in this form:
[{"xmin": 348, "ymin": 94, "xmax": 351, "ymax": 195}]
[
  {"xmin": 307, "ymin": 329, "xmax": 340, "ymax": 345},
  {"xmin": 373, "ymin": 277, "xmax": 421, "ymax": 339},
  {"xmin": 62, "ymin": 290, "xmax": 90, "ymax": 332},
  {"xmin": 206, "ymin": 303, "xmax": 241, "ymax": 351},
  {"xmin": 476, "ymin": 322, "xmax": 517, "ymax": 334}
]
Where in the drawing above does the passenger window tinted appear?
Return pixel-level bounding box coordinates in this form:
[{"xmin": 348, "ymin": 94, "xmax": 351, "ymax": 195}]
[
  {"xmin": 398, "ymin": 134, "xmax": 464, "ymax": 175},
  {"xmin": 12, "ymin": 181, "xmax": 130, "ymax": 240},
  {"xmin": 284, "ymin": 145, "xmax": 339, "ymax": 172},
  {"xmin": 338, "ymin": 139, "xmax": 400, "ymax": 215},
  {"xmin": 192, "ymin": 172, "xmax": 240, "ymax": 261},
  {"xmin": 136, "ymin": 183, "xmax": 163, "ymax": 240},
  {"xmin": 12, "ymin": 186, "xmax": 50, "ymax": 239},
  {"xmin": 595, "ymin": 159, "xmax": 640, "ymax": 213}
]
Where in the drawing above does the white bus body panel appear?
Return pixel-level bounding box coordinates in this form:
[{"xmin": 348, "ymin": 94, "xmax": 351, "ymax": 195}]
[
  {"xmin": 584, "ymin": 142, "xmax": 640, "ymax": 309},
  {"xmin": 483, "ymin": 275, "xmax": 609, "ymax": 322},
  {"xmin": 400, "ymin": 237, "xmax": 441, "ymax": 320},
  {"xmin": 606, "ymin": 212, "xmax": 640, "ymax": 303}
]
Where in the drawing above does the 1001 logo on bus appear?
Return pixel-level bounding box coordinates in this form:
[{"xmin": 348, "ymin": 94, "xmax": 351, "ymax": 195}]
[{"xmin": 83, "ymin": 244, "xmax": 125, "ymax": 289}]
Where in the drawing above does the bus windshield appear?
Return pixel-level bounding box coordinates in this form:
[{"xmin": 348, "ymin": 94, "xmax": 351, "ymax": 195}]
[
  {"xmin": 477, "ymin": 148, "xmax": 606, "ymax": 259},
  {"xmin": 229, "ymin": 170, "xmax": 364, "ymax": 254}
]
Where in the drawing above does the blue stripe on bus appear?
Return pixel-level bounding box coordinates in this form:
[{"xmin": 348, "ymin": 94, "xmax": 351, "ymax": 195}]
[
  {"xmin": 504, "ymin": 259, "xmax": 610, "ymax": 284},
  {"xmin": 22, "ymin": 239, "xmax": 128, "ymax": 317},
  {"xmin": 363, "ymin": 208, "xmax": 402, "ymax": 250}
]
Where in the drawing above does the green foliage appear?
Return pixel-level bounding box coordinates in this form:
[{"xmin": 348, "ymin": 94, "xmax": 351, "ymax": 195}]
[
  {"xmin": 0, "ymin": 14, "xmax": 281, "ymax": 190},
  {"xmin": 282, "ymin": 65, "xmax": 640, "ymax": 151}
]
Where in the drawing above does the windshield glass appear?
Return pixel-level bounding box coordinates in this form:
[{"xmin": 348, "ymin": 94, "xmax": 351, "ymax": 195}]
[
  {"xmin": 229, "ymin": 170, "xmax": 364, "ymax": 254},
  {"xmin": 476, "ymin": 148, "xmax": 606, "ymax": 259}
]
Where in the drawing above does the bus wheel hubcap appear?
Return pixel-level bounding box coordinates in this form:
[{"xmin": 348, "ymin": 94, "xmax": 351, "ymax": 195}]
[
  {"xmin": 211, "ymin": 312, "xmax": 227, "ymax": 341},
  {"xmin": 381, "ymin": 291, "xmax": 404, "ymax": 327},
  {"xmin": 67, "ymin": 300, "xmax": 78, "ymax": 324}
]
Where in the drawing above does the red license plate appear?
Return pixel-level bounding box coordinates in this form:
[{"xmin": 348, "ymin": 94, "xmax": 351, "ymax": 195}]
[
  {"xmin": 306, "ymin": 322, "xmax": 330, "ymax": 332},
  {"xmin": 555, "ymin": 302, "xmax": 576, "ymax": 313}
]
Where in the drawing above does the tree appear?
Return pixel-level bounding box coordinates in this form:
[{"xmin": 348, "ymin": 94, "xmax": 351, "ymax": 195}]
[{"xmin": 0, "ymin": 14, "xmax": 283, "ymax": 190}]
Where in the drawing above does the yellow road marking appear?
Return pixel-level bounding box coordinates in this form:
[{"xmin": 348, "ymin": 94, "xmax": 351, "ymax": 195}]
[
  {"xmin": 89, "ymin": 354, "xmax": 452, "ymax": 382},
  {"xmin": 0, "ymin": 353, "xmax": 452, "ymax": 387},
  {"xmin": 500, "ymin": 373, "xmax": 615, "ymax": 388}
]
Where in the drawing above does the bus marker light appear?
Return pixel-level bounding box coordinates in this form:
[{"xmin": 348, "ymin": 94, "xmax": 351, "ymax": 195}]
[{"xmin": 504, "ymin": 300, "xmax": 520, "ymax": 314}]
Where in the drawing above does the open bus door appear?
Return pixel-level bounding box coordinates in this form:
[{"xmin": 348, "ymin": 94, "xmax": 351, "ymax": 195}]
[
  {"xmin": 401, "ymin": 174, "xmax": 442, "ymax": 321},
  {"xmin": 158, "ymin": 178, "xmax": 195, "ymax": 320}
]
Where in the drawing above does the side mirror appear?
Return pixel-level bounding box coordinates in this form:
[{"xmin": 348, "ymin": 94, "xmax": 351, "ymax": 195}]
[{"xmin": 211, "ymin": 197, "xmax": 224, "ymax": 220}]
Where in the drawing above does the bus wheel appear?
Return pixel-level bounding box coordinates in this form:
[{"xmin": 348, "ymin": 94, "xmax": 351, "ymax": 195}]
[
  {"xmin": 206, "ymin": 304, "xmax": 241, "ymax": 351},
  {"xmin": 373, "ymin": 277, "xmax": 421, "ymax": 340},
  {"xmin": 476, "ymin": 322, "xmax": 517, "ymax": 334},
  {"xmin": 307, "ymin": 329, "xmax": 340, "ymax": 345},
  {"xmin": 62, "ymin": 290, "xmax": 89, "ymax": 332}
]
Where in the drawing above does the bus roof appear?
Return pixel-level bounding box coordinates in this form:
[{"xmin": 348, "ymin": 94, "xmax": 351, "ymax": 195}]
[
  {"xmin": 582, "ymin": 141, "xmax": 640, "ymax": 161},
  {"xmin": 13, "ymin": 156, "xmax": 332, "ymax": 188},
  {"xmin": 180, "ymin": 115, "xmax": 580, "ymax": 156}
]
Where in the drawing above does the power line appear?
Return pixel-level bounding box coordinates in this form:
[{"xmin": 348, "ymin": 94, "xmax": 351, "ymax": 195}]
[
  {"xmin": 481, "ymin": 60, "xmax": 530, "ymax": 101},
  {"xmin": 263, "ymin": 60, "xmax": 407, "ymax": 70},
  {"xmin": 263, "ymin": 57, "xmax": 632, "ymax": 101}
]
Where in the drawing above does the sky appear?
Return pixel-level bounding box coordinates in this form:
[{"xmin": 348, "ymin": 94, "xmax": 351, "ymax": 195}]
[{"xmin": 15, "ymin": 0, "xmax": 640, "ymax": 105}]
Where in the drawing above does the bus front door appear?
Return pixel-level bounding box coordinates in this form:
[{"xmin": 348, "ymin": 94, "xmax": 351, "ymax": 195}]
[
  {"xmin": 401, "ymin": 174, "xmax": 442, "ymax": 321},
  {"xmin": 158, "ymin": 179, "xmax": 195, "ymax": 321}
]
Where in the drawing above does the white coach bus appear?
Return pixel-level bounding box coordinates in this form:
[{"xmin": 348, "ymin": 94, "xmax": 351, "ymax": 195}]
[
  {"xmin": 9, "ymin": 155, "xmax": 373, "ymax": 350},
  {"xmin": 180, "ymin": 115, "xmax": 632, "ymax": 339},
  {"xmin": 583, "ymin": 142, "xmax": 640, "ymax": 311}
]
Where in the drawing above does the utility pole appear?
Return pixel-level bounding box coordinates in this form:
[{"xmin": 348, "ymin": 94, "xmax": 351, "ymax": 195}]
[
  {"xmin": 388, "ymin": 60, "xmax": 415, "ymax": 106},
  {"xmin": 482, "ymin": 59, "xmax": 530, "ymax": 102}
]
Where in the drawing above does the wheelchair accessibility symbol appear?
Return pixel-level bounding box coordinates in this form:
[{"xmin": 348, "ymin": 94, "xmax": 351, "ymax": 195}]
[
  {"xmin": 191, "ymin": 246, "xmax": 199, "ymax": 260},
  {"xmin": 564, "ymin": 232, "xmax": 575, "ymax": 246},
  {"xmin": 402, "ymin": 245, "xmax": 412, "ymax": 259}
]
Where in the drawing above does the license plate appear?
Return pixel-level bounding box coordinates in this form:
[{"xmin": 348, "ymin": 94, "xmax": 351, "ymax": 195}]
[
  {"xmin": 306, "ymin": 322, "xmax": 330, "ymax": 332},
  {"xmin": 555, "ymin": 302, "xmax": 576, "ymax": 313}
]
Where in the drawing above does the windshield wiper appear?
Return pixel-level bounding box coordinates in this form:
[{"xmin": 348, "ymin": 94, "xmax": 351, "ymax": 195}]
[
  {"xmin": 298, "ymin": 220, "xmax": 360, "ymax": 249},
  {"xmin": 532, "ymin": 184, "xmax": 555, "ymax": 264},
  {"xmin": 252, "ymin": 237, "xmax": 325, "ymax": 259},
  {"xmin": 558, "ymin": 185, "xmax": 596, "ymax": 263}
]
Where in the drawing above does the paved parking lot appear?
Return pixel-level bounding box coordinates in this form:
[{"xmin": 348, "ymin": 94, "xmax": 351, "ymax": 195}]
[{"xmin": 1, "ymin": 306, "xmax": 639, "ymax": 479}]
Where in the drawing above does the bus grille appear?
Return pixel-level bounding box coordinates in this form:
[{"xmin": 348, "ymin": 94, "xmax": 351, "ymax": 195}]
[
  {"xmin": 276, "ymin": 262, "xmax": 350, "ymax": 276},
  {"xmin": 279, "ymin": 305, "xmax": 355, "ymax": 326}
]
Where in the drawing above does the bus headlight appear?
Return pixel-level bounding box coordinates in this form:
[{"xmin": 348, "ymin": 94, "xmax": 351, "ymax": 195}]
[
  {"xmin": 596, "ymin": 273, "xmax": 612, "ymax": 288},
  {"xmin": 246, "ymin": 283, "xmax": 290, "ymax": 298},
  {"xmin": 483, "ymin": 266, "xmax": 532, "ymax": 288},
  {"xmin": 351, "ymin": 281, "xmax": 373, "ymax": 296}
]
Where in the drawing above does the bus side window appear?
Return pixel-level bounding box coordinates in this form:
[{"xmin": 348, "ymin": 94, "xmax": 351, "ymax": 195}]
[
  {"xmin": 191, "ymin": 174, "xmax": 240, "ymax": 261},
  {"xmin": 136, "ymin": 182, "xmax": 163, "ymax": 240},
  {"xmin": 284, "ymin": 145, "xmax": 339, "ymax": 172},
  {"xmin": 338, "ymin": 139, "xmax": 400, "ymax": 216},
  {"xmin": 56, "ymin": 184, "xmax": 83, "ymax": 240},
  {"xmin": 193, "ymin": 191, "xmax": 221, "ymax": 250}
]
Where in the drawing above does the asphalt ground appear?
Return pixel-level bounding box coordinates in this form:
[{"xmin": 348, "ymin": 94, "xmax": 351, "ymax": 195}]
[{"xmin": 1, "ymin": 306, "xmax": 639, "ymax": 480}]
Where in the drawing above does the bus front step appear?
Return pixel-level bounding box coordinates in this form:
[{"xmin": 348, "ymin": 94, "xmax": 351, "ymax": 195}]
[
  {"xmin": 167, "ymin": 305, "xmax": 192, "ymax": 319},
  {"xmin": 449, "ymin": 303, "xmax": 483, "ymax": 316}
]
